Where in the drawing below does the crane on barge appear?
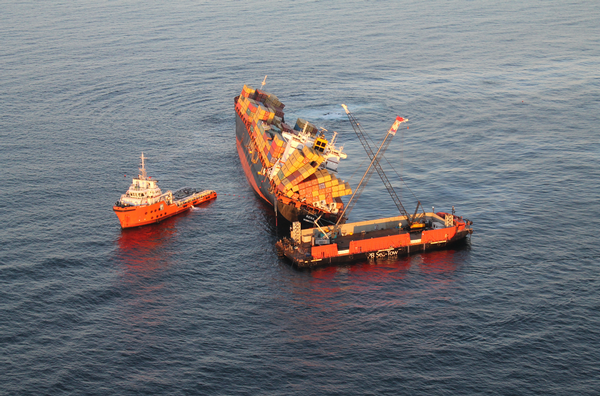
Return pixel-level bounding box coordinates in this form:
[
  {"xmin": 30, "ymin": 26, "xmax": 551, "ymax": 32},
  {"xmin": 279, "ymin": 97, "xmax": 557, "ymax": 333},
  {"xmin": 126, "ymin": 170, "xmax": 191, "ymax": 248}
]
[
  {"xmin": 336, "ymin": 105, "xmax": 424, "ymax": 230},
  {"xmin": 279, "ymin": 105, "xmax": 473, "ymax": 267}
]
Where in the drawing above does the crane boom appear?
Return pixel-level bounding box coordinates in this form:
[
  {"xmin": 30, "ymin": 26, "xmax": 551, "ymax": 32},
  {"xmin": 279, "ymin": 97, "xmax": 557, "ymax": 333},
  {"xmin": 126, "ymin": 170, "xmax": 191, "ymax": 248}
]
[
  {"xmin": 336, "ymin": 119, "xmax": 395, "ymax": 225},
  {"xmin": 339, "ymin": 105, "xmax": 416, "ymax": 226}
]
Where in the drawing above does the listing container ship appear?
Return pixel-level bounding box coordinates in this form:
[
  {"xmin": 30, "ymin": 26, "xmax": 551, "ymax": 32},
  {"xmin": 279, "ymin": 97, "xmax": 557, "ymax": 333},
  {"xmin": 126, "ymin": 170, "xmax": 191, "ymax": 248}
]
[
  {"xmin": 235, "ymin": 83, "xmax": 353, "ymax": 226},
  {"xmin": 113, "ymin": 153, "xmax": 217, "ymax": 228}
]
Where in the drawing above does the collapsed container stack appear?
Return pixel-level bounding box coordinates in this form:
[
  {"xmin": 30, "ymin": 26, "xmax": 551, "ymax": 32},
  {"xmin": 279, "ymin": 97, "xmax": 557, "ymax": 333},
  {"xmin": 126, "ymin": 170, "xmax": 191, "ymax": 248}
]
[
  {"xmin": 272, "ymin": 145, "xmax": 325, "ymax": 197},
  {"xmin": 293, "ymin": 169, "xmax": 351, "ymax": 208},
  {"xmin": 236, "ymin": 84, "xmax": 352, "ymax": 212},
  {"xmin": 247, "ymin": 121, "xmax": 285, "ymax": 167},
  {"xmin": 238, "ymin": 85, "xmax": 284, "ymax": 124},
  {"xmin": 294, "ymin": 118, "xmax": 319, "ymax": 135}
]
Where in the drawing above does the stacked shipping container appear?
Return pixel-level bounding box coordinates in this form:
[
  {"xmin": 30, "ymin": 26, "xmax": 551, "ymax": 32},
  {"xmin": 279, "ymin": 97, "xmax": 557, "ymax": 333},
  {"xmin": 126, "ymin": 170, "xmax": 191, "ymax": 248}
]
[
  {"xmin": 236, "ymin": 84, "xmax": 352, "ymax": 212},
  {"xmin": 272, "ymin": 145, "xmax": 324, "ymax": 197},
  {"xmin": 294, "ymin": 118, "xmax": 318, "ymax": 135},
  {"xmin": 293, "ymin": 169, "xmax": 351, "ymax": 208}
]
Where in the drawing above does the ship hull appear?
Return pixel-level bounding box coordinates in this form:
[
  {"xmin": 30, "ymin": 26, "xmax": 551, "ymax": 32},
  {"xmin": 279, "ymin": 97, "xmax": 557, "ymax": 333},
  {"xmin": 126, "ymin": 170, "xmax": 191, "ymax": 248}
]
[
  {"xmin": 235, "ymin": 111, "xmax": 339, "ymax": 227},
  {"xmin": 113, "ymin": 191, "xmax": 217, "ymax": 229}
]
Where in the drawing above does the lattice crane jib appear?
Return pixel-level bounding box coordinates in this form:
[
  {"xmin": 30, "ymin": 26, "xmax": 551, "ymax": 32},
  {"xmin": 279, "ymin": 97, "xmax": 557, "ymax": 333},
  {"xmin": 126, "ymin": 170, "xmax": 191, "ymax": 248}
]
[{"xmin": 338, "ymin": 105, "xmax": 415, "ymax": 226}]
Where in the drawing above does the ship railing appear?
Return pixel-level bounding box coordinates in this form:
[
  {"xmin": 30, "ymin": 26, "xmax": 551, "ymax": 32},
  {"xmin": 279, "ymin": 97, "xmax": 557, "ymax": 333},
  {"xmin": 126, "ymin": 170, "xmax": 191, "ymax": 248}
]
[{"xmin": 129, "ymin": 185, "xmax": 158, "ymax": 192}]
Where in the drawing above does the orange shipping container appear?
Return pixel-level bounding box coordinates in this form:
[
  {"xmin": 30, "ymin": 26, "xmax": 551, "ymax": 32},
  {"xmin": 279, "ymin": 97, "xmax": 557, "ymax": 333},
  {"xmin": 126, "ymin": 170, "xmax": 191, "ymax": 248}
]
[{"xmin": 311, "ymin": 243, "xmax": 338, "ymax": 259}]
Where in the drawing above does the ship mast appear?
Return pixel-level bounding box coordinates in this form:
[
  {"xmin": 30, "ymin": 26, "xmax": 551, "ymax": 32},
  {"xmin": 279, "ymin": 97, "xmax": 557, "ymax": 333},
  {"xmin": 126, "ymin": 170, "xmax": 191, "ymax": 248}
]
[
  {"xmin": 139, "ymin": 153, "xmax": 148, "ymax": 180},
  {"xmin": 260, "ymin": 75, "xmax": 267, "ymax": 90}
]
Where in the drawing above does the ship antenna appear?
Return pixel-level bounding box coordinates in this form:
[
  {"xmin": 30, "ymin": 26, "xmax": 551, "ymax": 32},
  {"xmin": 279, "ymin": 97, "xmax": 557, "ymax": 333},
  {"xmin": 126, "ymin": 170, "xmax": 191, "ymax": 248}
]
[
  {"xmin": 139, "ymin": 152, "xmax": 148, "ymax": 180},
  {"xmin": 261, "ymin": 75, "xmax": 267, "ymax": 90}
]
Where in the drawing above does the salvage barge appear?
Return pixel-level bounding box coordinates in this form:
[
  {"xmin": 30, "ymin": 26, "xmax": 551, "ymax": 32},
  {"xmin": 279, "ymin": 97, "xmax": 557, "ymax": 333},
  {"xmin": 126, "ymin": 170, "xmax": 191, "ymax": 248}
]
[
  {"xmin": 276, "ymin": 102, "xmax": 474, "ymax": 268},
  {"xmin": 276, "ymin": 212, "xmax": 473, "ymax": 268}
]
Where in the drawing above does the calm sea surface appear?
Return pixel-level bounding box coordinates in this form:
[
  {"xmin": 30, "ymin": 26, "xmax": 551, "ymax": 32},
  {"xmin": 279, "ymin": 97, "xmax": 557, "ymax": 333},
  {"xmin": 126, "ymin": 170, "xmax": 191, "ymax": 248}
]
[{"xmin": 1, "ymin": 1, "xmax": 599, "ymax": 394}]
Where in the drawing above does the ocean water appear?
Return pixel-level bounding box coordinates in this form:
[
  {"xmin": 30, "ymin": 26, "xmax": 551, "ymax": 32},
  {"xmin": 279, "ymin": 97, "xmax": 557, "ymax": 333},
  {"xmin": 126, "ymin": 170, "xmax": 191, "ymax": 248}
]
[{"xmin": 1, "ymin": 1, "xmax": 599, "ymax": 394}]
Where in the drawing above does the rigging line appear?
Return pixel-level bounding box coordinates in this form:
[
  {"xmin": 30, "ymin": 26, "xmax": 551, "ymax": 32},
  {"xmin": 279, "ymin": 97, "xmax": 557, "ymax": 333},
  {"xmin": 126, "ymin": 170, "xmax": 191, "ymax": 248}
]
[
  {"xmin": 347, "ymin": 156, "xmax": 370, "ymax": 182},
  {"xmin": 383, "ymin": 156, "xmax": 419, "ymax": 202},
  {"xmin": 361, "ymin": 123, "xmax": 420, "ymax": 203}
]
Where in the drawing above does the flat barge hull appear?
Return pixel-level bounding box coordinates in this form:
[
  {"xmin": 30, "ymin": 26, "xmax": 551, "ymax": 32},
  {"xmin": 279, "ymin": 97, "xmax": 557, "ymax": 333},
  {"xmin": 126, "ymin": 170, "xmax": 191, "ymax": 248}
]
[{"xmin": 277, "ymin": 212, "xmax": 473, "ymax": 268}]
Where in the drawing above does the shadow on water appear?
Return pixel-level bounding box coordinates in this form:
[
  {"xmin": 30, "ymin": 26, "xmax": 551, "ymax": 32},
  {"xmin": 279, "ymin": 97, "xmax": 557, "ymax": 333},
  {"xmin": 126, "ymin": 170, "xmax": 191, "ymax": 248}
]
[
  {"xmin": 265, "ymin": 243, "xmax": 472, "ymax": 345},
  {"xmin": 111, "ymin": 198, "xmax": 218, "ymax": 323},
  {"xmin": 305, "ymin": 244, "xmax": 469, "ymax": 287},
  {"xmin": 276, "ymin": 239, "xmax": 471, "ymax": 295}
]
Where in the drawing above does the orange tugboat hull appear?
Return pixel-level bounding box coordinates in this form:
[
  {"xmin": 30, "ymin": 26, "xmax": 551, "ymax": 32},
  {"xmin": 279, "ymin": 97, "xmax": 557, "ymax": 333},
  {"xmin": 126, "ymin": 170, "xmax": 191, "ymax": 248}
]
[{"xmin": 113, "ymin": 190, "xmax": 217, "ymax": 229}]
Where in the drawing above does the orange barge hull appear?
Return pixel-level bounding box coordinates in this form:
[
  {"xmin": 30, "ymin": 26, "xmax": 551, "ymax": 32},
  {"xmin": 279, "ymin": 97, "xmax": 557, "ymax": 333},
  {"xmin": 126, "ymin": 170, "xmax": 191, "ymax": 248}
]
[
  {"xmin": 276, "ymin": 212, "xmax": 473, "ymax": 268},
  {"xmin": 113, "ymin": 191, "xmax": 217, "ymax": 229}
]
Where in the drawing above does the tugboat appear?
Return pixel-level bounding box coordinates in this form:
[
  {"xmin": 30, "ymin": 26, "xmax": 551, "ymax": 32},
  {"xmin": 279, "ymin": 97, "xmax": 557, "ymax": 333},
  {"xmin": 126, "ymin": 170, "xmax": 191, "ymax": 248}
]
[{"xmin": 113, "ymin": 153, "xmax": 217, "ymax": 229}]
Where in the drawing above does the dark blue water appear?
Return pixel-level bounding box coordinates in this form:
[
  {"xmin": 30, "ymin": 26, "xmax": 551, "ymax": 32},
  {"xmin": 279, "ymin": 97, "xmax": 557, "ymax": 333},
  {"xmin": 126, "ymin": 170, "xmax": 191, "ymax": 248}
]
[{"xmin": 2, "ymin": 1, "xmax": 599, "ymax": 394}]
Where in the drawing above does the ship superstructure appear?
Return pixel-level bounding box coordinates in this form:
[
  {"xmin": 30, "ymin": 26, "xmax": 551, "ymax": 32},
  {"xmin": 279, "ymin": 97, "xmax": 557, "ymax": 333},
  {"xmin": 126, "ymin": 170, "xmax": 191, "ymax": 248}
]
[
  {"xmin": 117, "ymin": 153, "xmax": 172, "ymax": 207},
  {"xmin": 235, "ymin": 84, "xmax": 352, "ymax": 226}
]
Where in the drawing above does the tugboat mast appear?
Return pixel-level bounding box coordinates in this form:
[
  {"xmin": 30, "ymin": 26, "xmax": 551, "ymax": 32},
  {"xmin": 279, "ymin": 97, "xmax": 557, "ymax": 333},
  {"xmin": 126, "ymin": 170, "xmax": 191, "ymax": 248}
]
[{"xmin": 139, "ymin": 153, "xmax": 148, "ymax": 180}]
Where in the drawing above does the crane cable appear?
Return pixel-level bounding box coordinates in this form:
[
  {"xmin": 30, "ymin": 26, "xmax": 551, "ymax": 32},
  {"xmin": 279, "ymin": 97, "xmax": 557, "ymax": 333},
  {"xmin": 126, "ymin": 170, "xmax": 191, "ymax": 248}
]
[{"xmin": 347, "ymin": 120, "xmax": 421, "ymax": 207}]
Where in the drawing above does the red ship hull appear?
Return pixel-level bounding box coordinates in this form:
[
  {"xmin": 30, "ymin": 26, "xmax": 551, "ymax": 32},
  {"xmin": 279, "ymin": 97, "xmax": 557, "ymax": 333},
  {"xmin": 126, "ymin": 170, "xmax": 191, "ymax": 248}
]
[{"xmin": 113, "ymin": 191, "xmax": 217, "ymax": 229}]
